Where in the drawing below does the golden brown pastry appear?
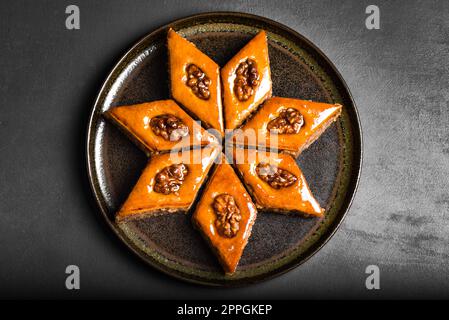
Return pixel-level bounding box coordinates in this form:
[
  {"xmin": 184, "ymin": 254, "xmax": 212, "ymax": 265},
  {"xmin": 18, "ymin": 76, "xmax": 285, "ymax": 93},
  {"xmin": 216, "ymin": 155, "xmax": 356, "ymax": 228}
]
[
  {"xmin": 231, "ymin": 147, "xmax": 324, "ymax": 217},
  {"xmin": 221, "ymin": 31, "xmax": 272, "ymax": 130},
  {"xmin": 168, "ymin": 29, "xmax": 224, "ymax": 135},
  {"xmin": 108, "ymin": 27, "xmax": 337, "ymax": 275},
  {"xmin": 192, "ymin": 154, "xmax": 257, "ymax": 273},
  {"xmin": 105, "ymin": 100, "xmax": 218, "ymax": 156},
  {"xmin": 232, "ymin": 97, "xmax": 342, "ymax": 157},
  {"xmin": 116, "ymin": 146, "xmax": 219, "ymax": 221}
]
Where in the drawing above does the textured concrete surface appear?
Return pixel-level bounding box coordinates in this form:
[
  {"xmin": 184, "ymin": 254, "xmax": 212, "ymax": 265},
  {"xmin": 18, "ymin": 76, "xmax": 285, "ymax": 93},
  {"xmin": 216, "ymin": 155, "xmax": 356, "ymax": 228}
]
[{"xmin": 0, "ymin": 0, "xmax": 448, "ymax": 299}]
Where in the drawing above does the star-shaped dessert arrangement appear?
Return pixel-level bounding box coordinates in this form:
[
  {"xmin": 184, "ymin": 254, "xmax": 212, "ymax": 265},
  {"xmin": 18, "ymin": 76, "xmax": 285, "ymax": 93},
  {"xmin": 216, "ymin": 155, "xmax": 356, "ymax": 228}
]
[{"xmin": 105, "ymin": 29, "xmax": 342, "ymax": 274}]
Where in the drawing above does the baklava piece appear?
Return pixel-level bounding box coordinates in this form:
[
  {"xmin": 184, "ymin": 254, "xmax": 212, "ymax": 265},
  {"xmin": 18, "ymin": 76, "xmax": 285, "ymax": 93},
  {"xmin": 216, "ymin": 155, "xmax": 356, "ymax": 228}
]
[
  {"xmin": 192, "ymin": 154, "xmax": 257, "ymax": 273},
  {"xmin": 232, "ymin": 97, "xmax": 342, "ymax": 156},
  {"xmin": 116, "ymin": 146, "xmax": 219, "ymax": 221},
  {"xmin": 167, "ymin": 29, "xmax": 224, "ymax": 135},
  {"xmin": 221, "ymin": 30, "xmax": 272, "ymax": 130},
  {"xmin": 105, "ymin": 100, "xmax": 217, "ymax": 156},
  {"xmin": 231, "ymin": 147, "xmax": 324, "ymax": 217}
]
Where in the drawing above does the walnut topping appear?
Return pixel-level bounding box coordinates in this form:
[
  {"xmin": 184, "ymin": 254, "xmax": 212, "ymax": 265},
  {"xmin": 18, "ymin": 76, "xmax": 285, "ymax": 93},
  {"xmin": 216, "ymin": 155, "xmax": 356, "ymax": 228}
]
[
  {"xmin": 213, "ymin": 194, "xmax": 241, "ymax": 238},
  {"xmin": 150, "ymin": 114, "xmax": 189, "ymax": 141},
  {"xmin": 186, "ymin": 64, "xmax": 211, "ymax": 100},
  {"xmin": 267, "ymin": 108, "xmax": 304, "ymax": 134},
  {"xmin": 153, "ymin": 164, "xmax": 189, "ymax": 195},
  {"xmin": 256, "ymin": 163, "xmax": 297, "ymax": 189},
  {"xmin": 234, "ymin": 58, "xmax": 259, "ymax": 101}
]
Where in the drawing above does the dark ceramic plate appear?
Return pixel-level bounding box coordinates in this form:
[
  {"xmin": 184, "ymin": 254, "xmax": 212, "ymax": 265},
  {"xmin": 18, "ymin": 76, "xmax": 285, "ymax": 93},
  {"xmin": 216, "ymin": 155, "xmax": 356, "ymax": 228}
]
[{"xmin": 86, "ymin": 12, "xmax": 362, "ymax": 286}]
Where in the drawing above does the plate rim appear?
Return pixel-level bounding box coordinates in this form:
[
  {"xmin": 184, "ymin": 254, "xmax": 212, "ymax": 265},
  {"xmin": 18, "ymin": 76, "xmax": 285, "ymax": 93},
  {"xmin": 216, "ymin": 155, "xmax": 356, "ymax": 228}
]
[{"xmin": 86, "ymin": 11, "xmax": 363, "ymax": 287}]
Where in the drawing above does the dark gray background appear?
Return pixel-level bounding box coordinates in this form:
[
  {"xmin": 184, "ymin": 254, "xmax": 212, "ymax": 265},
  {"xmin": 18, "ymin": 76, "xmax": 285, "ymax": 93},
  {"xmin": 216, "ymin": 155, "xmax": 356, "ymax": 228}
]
[{"xmin": 0, "ymin": 0, "xmax": 448, "ymax": 299}]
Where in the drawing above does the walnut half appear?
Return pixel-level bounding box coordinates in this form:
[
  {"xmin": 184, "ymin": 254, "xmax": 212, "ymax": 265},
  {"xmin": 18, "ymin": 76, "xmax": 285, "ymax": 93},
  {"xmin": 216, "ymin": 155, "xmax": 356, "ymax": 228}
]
[
  {"xmin": 234, "ymin": 58, "xmax": 259, "ymax": 101},
  {"xmin": 153, "ymin": 163, "xmax": 189, "ymax": 195},
  {"xmin": 267, "ymin": 108, "xmax": 304, "ymax": 134},
  {"xmin": 186, "ymin": 64, "xmax": 211, "ymax": 100},
  {"xmin": 256, "ymin": 162, "xmax": 297, "ymax": 189},
  {"xmin": 213, "ymin": 194, "xmax": 241, "ymax": 238},
  {"xmin": 150, "ymin": 114, "xmax": 189, "ymax": 141}
]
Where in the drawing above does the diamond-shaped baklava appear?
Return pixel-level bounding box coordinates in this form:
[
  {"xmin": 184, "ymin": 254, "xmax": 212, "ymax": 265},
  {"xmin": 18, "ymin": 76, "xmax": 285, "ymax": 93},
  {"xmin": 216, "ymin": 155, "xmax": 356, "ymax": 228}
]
[
  {"xmin": 168, "ymin": 29, "xmax": 224, "ymax": 135},
  {"xmin": 192, "ymin": 154, "xmax": 257, "ymax": 273},
  {"xmin": 232, "ymin": 97, "xmax": 342, "ymax": 156},
  {"xmin": 231, "ymin": 147, "xmax": 324, "ymax": 217},
  {"xmin": 105, "ymin": 100, "xmax": 218, "ymax": 155},
  {"xmin": 221, "ymin": 30, "xmax": 272, "ymax": 130},
  {"xmin": 116, "ymin": 146, "xmax": 219, "ymax": 221}
]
